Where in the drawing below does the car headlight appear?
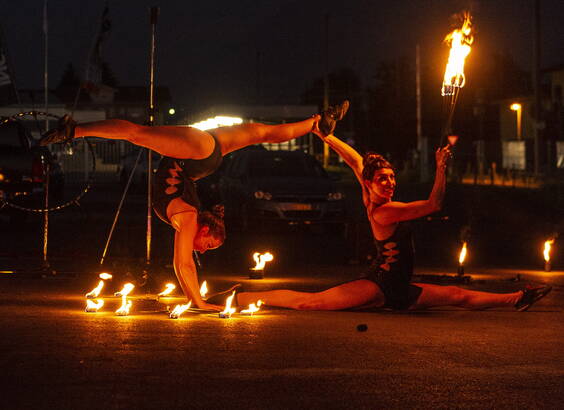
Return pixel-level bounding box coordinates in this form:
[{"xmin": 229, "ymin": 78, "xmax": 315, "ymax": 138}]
[
  {"xmin": 254, "ymin": 190, "xmax": 272, "ymax": 200},
  {"xmin": 327, "ymin": 192, "xmax": 344, "ymax": 201}
]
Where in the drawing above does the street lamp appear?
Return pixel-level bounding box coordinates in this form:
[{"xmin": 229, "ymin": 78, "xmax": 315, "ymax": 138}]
[{"xmin": 510, "ymin": 103, "xmax": 522, "ymax": 140}]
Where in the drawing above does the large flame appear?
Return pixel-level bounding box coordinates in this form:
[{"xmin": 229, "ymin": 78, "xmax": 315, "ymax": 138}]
[
  {"xmin": 241, "ymin": 300, "xmax": 263, "ymax": 316},
  {"xmin": 85, "ymin": 299, "xmax": 104, "ymax": 313},
  {"xmin": 200, "ymin": 281, "xmax": 208, "ymax": 298},
  {"xmin": 115, "ymin": 283, "xmax": 135, "ymax": 316},
  {"xmin": 85, "ymin": 280, "xmax": 104, "ymax": 299},
  {"xmin": 543, "ymin": 239, "xmax": 554, "ymax": 263},
  {"xmin": 458, "ymin": 242, "xmax": 468, "ymax": 265},
  {"xmin": 251, "ymin": 252, "xmax": 274, "ymax": 270},
  {"xmin": 99, "ymin": 272, "xmax": 113, "ymax": 280},
  {"xmin": 114, "ymin": 283, "xmax": 135, "ymax": 297},
  {"xmin": 219, "ymin": 291, "xmax": 237, "ymax": 318},
  {"xmin": 115, "ymin": 299, "xmax": 132, "ymax": 316},
  {"xmin": 158, "ymin": 283, "xmax": 176, "ymax": 297},
  {"xmin": 170, "ymin": 301, "xmax": 192, "ymax": 319},
  {"xmin": 441, "ymin": 13, "xmax": 473, "ymax": 96}
]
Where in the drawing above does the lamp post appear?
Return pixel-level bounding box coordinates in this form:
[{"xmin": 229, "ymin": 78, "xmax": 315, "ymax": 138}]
[{"xmin": 510, "ymin": 103, "xmax": 522, "ymax": 140}]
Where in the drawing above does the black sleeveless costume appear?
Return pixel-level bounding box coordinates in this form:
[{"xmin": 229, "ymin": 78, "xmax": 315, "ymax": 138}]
[
  {"xmin": 152, "ymin": 135, "xmax": 222, "ymax": 225},
  {"xmin": 362, "ymin": 222, "xmax": 423, "ymax": 309}
]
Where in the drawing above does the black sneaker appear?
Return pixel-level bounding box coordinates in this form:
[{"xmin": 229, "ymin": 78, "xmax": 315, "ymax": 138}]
[
  {"xmin": 515, "ymin": 285, "xmax": 552, "ymax": 311},
  {"xmin": 39, "ymin": 114, "xmax": 77, "ymax": 146},
  {"xmin": 318, "ymin": 100, "xmax": 350, "ymax": 137}
]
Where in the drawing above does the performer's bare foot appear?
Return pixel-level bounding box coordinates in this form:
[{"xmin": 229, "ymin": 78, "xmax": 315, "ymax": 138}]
[{"xmin": 39, "ymin": 114, "xmax": 77, "ymax": 146}]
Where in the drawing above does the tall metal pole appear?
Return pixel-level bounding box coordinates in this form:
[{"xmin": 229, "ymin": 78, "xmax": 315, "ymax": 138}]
[
  {"xmin": 416, "ymin": 44, "xmax": 428, "ymax": 182},
  {"xmin": 532, "ymin": 0, "xmax": 541, "ymax": 174},
  {"xmin": 322, "ymin": 13, "xmax": 330, "ymax": 168},
  {"xmin": 146, "ymin": 7, "xmax": 159, "ymax": 269},
  {"xmin": 43, "ymin": 0, "xmax": 49, "ymax": 130}
]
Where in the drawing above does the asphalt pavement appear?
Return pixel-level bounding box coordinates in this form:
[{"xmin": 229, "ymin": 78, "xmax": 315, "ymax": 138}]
[{"xmin": 0, "ymin": 266, "xmax": 562, "ymax": 409}]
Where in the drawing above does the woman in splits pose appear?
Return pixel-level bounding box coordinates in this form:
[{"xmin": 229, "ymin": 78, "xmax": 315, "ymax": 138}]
[
  {"xmin": 235, "ymin": 128, "xmax": 552, "ymax": 312},
  {"xmin": 39, "ymin": 101, "xmax": 350, "ymax": 310}
]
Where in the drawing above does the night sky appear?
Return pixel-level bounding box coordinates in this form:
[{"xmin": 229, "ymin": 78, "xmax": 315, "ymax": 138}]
[{"xmin": 1, "ymin": 0, "xmax": 563, "ymax": 111}]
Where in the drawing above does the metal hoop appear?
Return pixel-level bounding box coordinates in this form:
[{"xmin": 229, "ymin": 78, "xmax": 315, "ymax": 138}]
[{"xmin": 0, "ymin": 111, "xmax": 96, "ymax": 213}]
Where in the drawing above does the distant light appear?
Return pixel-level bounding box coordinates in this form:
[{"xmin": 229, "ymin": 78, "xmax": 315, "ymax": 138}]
[
  {"xmin": 168, "ymin": 108, "xmax": 176, "ymax": 115},
  {"xmin": 190, "ymin": 116, "xmax": 243, "ymax": 131},
  {"xmin": 510, "ymin": 103, "xmax": 522, "ymax": 111}
]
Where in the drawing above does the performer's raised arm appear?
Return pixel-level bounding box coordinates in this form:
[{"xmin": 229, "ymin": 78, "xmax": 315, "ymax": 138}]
[
  {"xmin": 371, "ymin": 145, "xmax": 451, "ymax": 226},
  {"xmin": 319, "ymin": 134, "xmax": 364, "ymax": 184}
]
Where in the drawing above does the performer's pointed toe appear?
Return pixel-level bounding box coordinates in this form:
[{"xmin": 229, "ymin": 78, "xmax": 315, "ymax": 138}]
[{"xmin": 39, "ymin": 114, "xmax": 77, "ymax": 146}]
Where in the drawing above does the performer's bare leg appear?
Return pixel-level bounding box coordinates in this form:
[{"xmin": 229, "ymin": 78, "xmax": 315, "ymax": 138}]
[
  {"xmin": 212, "ymin": 116, "xmax": 319, "ymax": 155},
  {"xmin": 73, "ymin": 116, "xmax": 319, "ymax": 159},
  {"xmin": 237, "ymin": 280, "xmax": 383, "ymax": 311},
  {"xmin": 75, "ymin": 120, "xmax": 217, "ymax": 159},
  {"xmin": 409, "ymin": 283, "xmax": 523, "ymax": 310}
]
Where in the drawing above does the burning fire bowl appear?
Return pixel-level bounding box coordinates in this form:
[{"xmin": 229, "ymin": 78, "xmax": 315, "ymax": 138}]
[{"xmin": 249, "ymin": 268, "xmax": 265, "ymax": 280}]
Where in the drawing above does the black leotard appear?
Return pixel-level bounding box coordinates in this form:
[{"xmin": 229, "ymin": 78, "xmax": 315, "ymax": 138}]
[
  {"xmin": 363, "ymin": 222, "xmax": 422, "ymax": 309},
  {"xmin": 152, "ymin": 135, "xmax": 222, "ymax": 225}
]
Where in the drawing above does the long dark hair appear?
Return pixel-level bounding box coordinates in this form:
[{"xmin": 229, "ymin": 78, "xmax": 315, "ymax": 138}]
[
  {"xmin": 361, "ymin": 152, "xmax": 394, "ymax": 181},
  {"xmin": 197, "ymin": 204, "xmax": 226, "ymax": 242}
]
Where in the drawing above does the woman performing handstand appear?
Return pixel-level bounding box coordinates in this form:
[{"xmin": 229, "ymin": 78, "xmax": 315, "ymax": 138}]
[
  {"xmin": 236, "ymin": 126, "xmax": 552, "ymax": 312},
  {"xmin": 39, "ymin": 101, "xmax": 350, "ymax": 310}
]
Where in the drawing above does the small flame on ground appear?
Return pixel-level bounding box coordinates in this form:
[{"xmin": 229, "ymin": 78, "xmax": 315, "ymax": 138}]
[
  {"xmin": 115, "ymin": 299, "xmax": 132, "ymax": 316},
  {"xmin": 85, "ymin": 299, "xmax": 104, "ymax": 312},
  {"xmin": 241, "ymin": 300, "xmax": 263, "ymax": 316},
  {"xmin": 169, "ymin": 301, "xmax": 192, "ymax": 319},
  {"xmin": 458, "ymin": 242, "xmax": 468, "ymax": 265},
  {"xmin": 441, "ymin": 13, "xmax": 473, "ymax": 96},
  {"xmin": 219, "ymin": 291, "xmax": 237, "ymax": 318},
  {"xmin": 114, "ymin": 283, "xmax": 135, "ymax": 297},
  {"xmin": 200, "ymin": 281, "xmax": 208, "ymax": 298},
  {"xmin": 85, "ymin": 280, "xmax": 104, "ymax": 299},
  {"xmin": 543, "ymin": 239, "xmax": 554, "ymax": 263},
  {"xmin": 158, "ymin": 283, "xmax": 176, "ymax": 297},
  {"xmin": 251, "ymin": 252, "xmax": 274, "ymax": 270},
  {"xmin": 99, "ymin": 272, "xmax": 113, "ymax": 280},
  {"xmin": 115, "ymin": 283, "xmax": 135, "ymax": 316}
]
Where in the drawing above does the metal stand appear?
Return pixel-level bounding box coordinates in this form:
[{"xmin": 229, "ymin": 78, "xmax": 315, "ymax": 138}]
[{"xmin": 142, "ymin": 7, "xmax": 159, "ymax": 291}]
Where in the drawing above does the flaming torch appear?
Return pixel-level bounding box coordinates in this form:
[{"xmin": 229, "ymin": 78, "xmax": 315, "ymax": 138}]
[
  {"xmin": 440, "ymin": 12, "xmax": 473, "ymax": 146},
  {"xmin": 219, "ymin": 291, "xmax": 237, "ymax": 318},
  {"xmin": 169, "ymin": 301, "xmax": 192, "ymax": 319},
  {"xmin": 543, "ymin": 239, "xmax": 554, "ymax": 272},
  {"xmin": 240, "ymin": 300, "xmax": 263, "ymax": 316},
  {"xmin": 115, "ymin": 283, "xmax": 135, "ymax": 316},
  {"xmin": 99, "ymin": 272, "xmax": 113, "ymax": 280},
  {"xmin": 249, "ymin": 252, "xmax": 274, "ymax": 279},
  {"xmin": 457, "ymin": 242, "xmax": 468, "ymax": 276}
]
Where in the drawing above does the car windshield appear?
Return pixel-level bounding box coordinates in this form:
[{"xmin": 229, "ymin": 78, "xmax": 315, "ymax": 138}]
[{"xmin": 248, "ymin": 153, "xmax": 327, "ymax": 178}]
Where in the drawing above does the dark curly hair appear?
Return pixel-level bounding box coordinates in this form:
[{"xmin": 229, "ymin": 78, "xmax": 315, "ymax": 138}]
[
  {"xmin": 197, "ymin": 204, "xmax": 226, "ymax": 242},
  {"xmin": 361, "ymin": 152, "xmax": 394, "ymax": 181}
]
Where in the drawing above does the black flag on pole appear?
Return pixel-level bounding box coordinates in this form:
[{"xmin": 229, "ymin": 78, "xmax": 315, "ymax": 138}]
[
  {"xmin": 84, "ymin": 3, "xmax": 111, "ymax": 93},
  {"xmin": 0, "ymin": 26, "xmax": 19, "ymax": 106}
]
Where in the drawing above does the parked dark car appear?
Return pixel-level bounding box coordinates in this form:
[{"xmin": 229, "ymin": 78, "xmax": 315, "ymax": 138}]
[
  {"xmin": 0, "ymin": 120, "xmax": 64, "ymax": 209},
  {"xmin": 216, "ymin": 148, "xmax": 346, "ymax": 231}
]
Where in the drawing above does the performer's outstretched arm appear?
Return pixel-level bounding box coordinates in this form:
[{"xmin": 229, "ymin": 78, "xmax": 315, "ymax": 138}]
[{"xmin": 171, "ymin": 211, "xmax": 221, "ymax": 311}]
